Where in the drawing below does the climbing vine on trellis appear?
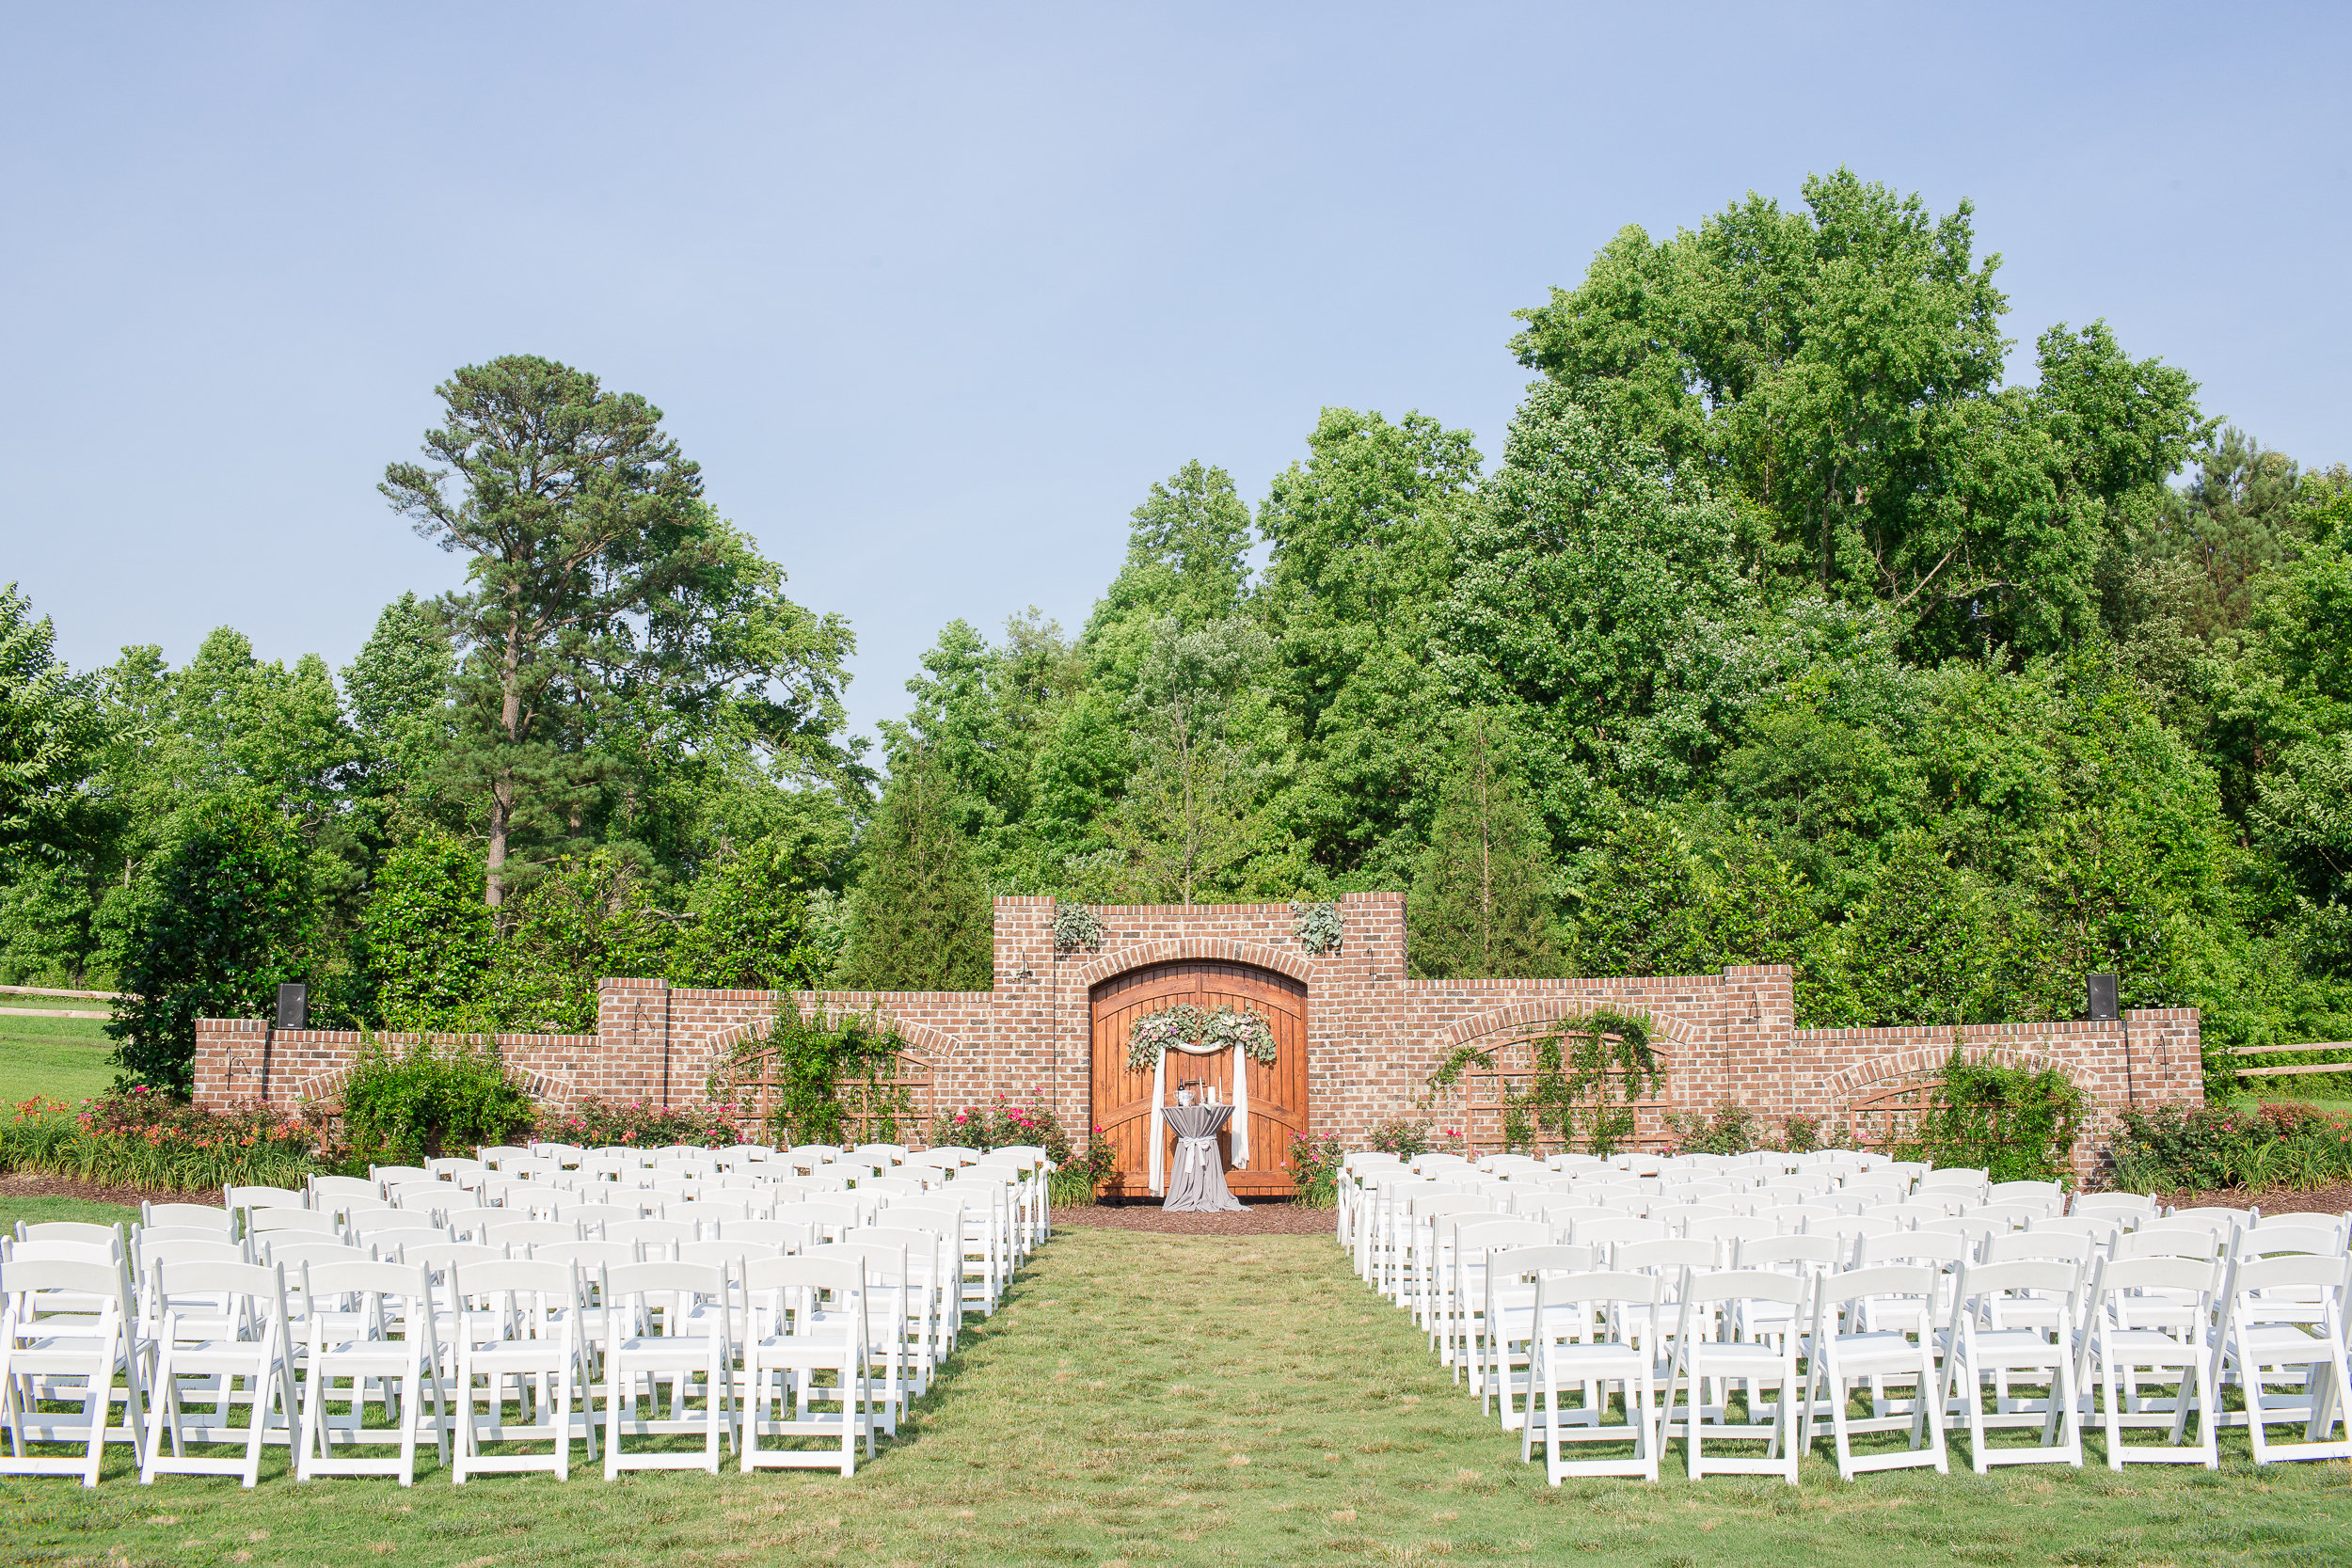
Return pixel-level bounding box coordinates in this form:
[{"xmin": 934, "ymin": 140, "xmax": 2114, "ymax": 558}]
[
  {"xmin": 707, "ymin": 995, "xmax": 914, "ymax": 1146},
  {"xmin": 1428, "ymin": 1008, "xmax": 1661, "ymax": 1156}
]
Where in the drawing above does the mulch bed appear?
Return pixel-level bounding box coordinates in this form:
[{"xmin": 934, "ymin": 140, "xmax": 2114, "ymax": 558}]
[
  {"xmin": 1054, "ymin": 1200, "xmax": 1335, "ymax": 1235},
  {"xmin": 2158, "ymin": 1181, "xmax": 2352, "ymax": 1216},
  {"xmin": 0, "ymin": 1170, "xmax": 196, "ymax": 1210}
]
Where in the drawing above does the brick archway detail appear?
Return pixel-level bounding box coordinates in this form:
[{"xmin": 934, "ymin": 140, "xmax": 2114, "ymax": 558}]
[
  {"xmin": 703, "ymin": 1012, "xmax": 955, "ymax": 1074},
  {"xmin": 1071, "ymin": 938, "xmax": 1312, "ymax": 991},
  {"xmin": 1821, "ymin": 1044, "xmax": 2073, "ymax": 1104},
  {"xmin": 1438, "ymin": 1001, "xmax": 1698, "ymax": 1061},
  {"xmin": 292, "ymin": 1060, "xmax": 578, "ymax": 1110}
]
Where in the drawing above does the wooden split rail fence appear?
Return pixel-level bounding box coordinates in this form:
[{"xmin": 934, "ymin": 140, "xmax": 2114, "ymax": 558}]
[{"xmin": 2224, "ymin": 1041, "xmax": 2352, "ymax": 1079}]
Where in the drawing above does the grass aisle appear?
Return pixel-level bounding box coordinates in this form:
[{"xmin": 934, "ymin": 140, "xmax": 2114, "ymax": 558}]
[{"xmin": 4, "ymin": 1227, "xmax": 2350, "ymax": 1566}]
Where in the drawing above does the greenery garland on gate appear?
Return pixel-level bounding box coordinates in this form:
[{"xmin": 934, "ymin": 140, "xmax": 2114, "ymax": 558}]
[
  {"xmin": 1428, "ymin": 1007, "xmax": 1661, "ymax": 1156},
  {"xmin": 1127, "ymin": 1005, "xmax": 1279, "ymax": 1073}
]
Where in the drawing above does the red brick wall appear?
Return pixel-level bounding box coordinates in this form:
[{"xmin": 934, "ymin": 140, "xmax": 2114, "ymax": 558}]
[{"xmin": 193, "ymin": 892, "xmax": 2200, "ymax": 1177}]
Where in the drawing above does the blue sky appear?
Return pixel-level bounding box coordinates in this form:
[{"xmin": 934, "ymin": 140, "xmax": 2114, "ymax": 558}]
[{"xmin": 5, "ymin": 2, "xmax": 2346, "ymax": 742}]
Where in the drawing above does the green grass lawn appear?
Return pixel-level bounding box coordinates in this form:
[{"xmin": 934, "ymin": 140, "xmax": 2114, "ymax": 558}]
[
  {"xmin": 4, "ymin": 1227, "xmax": 2349, "ymax": 1567},
  {"xmin": 0, "ymin": 1194, "xmax": 139, "ymax": 1229},
  {"xmin": 0, "ymin": 1008, "xmax": 117, "ymax": 1107}
]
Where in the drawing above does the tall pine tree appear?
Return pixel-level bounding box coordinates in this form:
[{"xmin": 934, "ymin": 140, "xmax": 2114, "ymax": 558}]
[
  {"xmin": 842, "ymin": 750, "xmax": 993, "ymax": 990},
  {"xmin": 1408, "ymin": 714, "xmax": 1558, "ymax": 978}
]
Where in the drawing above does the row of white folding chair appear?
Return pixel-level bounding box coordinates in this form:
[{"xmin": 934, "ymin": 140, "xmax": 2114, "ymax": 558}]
[
  {"xmin": 252, "ymin": 1161, "xmax": 1038, "ymax": 1329},
  {"xmin": 1413, "ymin": 1201, "xmax": 2351, "ymax": 1389},
  {"xmin": 1444, "ymin": 1244, "xmax": 2350, "ymax": 1484},
  {"xmin": 1338, "ymin": 1157, "xmax": 1982, "ymax": 1260},
  {"xmin": 239, "ymin": 1175, "xmax": 1022, "ymax": 1328},
  {"xmin": 167, "ymin": 1190, "xmax": 994, "ymax": 1331},
  {"xmin": 13, "ymin": 1237, "xmax": 934, "ymax": 1485}
]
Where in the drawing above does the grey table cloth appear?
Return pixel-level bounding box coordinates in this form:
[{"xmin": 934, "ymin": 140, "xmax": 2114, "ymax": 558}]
[{"xmin": 1161, "ymin": 1102, "xmax": 1245, "ymax": 1212}]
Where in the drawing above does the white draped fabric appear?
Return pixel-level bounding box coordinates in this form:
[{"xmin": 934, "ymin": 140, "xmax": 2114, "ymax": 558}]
[{"xmin": 1146, "ymin": 1039, "xmax": 1250, "ymax": 1196}]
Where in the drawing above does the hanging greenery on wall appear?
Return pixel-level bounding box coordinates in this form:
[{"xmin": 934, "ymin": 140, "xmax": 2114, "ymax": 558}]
[
  {"xmin": 1290, "ymin": 898, "xmax": 1343, "ymax": 957},
  {"xmin": 707, "ymin": 995, "xmax": 914, "ymax": 1146},
  {"xmin": 1052, "ymin": 897, "xmax": 1105, "ymax": 954},
  {"xmin": 1429, "ymin": 1007, "xmax": 1661, "ymax": 1156},
  {"xmin": 1127, "ymin": 1004, "xmax": 1279, "ymax": 1073}
]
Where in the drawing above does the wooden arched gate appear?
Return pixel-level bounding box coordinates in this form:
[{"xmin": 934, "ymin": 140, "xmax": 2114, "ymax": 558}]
[{"xmin": 1090, "ymin": 958, "xmax": 1308, "ymax": 1199}]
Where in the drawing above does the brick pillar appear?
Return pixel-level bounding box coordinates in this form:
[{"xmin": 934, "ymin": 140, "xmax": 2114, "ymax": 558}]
[{"xmin": 597, "ymin": 977, "xmax": 670, "ymax": 1105}]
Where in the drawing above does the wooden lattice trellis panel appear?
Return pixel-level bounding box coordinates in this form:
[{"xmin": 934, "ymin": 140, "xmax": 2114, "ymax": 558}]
[
  {"xmin": 732, "ymin": 1050, "xmax": 936, "ymax": 1146},
  {"xmin": 1848, "ymin": 1074, "xmax": 1940, "ymax": 1151},
  {"xmin": 1438, "ymin": 1033, "xmax": 1674, "ymax": 1155}
]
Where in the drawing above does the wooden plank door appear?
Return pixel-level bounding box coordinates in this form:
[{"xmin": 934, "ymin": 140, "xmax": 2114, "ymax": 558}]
[{"xmin": 1089, "ymin": 959, "xmax": 1308, "ymax": 1198}]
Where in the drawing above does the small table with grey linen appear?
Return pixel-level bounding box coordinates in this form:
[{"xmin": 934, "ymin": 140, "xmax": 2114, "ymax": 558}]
[{"xmin": 1160, "ymin": 1102, "xmax": 1245, "ymax": 1212}]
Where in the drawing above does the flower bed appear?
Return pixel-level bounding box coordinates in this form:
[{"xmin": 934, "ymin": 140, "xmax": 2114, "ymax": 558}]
[
  {"xmin": 2111, "ymin": 1101, "xmax": 2352, "ymax": 1193},
  {"xmin": 0, "ymin": 1087, "xmax": 319, "ymax": 1192},
  {"xmin": 532, "ymin": 1096, "xmax": 742, "ymax": 1148}
]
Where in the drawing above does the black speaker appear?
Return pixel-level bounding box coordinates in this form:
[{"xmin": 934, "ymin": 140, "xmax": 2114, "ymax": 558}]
[
  {"xmin": 276, "ymin": 982, "xmax": 309, "ymax": 1031},
  {"xmin": 2086, "ymin": 973, "xmax": 2119, "ymax": 1022}
]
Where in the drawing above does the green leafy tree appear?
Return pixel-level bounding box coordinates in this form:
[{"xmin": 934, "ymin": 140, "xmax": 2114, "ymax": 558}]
[
  {"xmin": 0, "ymin": 857, "xmax": 99, "ymax": 986},
  {"xmin": 1575, "ymin": 811, "xmax": 1710, "ymax": 977},
  {"xmin": 1408, "ymin": 713, "xmax": 1558, "ymax": 978},
  {"xmin": 2251, "ymin": 733, "xmax": 2352, "ymax": 976},
  {"xmin": 342, "ymin": 594, "xmax": 460, "ymax": 829},
  {"xmin": 1259, "ymin": 409, "xmax": 1482, "ymax": 883},
  {"xmin": 487, "ymin": 850, "xmax": 672, "ymax": 1032},
  {"xmin": 841, "ymin": 751, "xmax": 992, "ymax": 990},
  {"xmin": 0, "ymin": 584, "xmax": 102, "ymax": 863},
  {"xmin": 668, "ymin": 833, "xmax": 828, "ymax": 990},
  {"xmin": 1819, "ymin": 831, "xmax": 2007, "ymax": 1027},
  {"xmin": 1441, "ymin": 384, "xmax": 1754, "ymax": 843},
  {"xmin": 360, "ymin": 833, "xmax": 496, "ymax": 1030},
  {"xmin": 1089, "ymin": 460, "xmax": 1255, "ymax": 639},
  {"xmin": 380, "ymin": 354, "xmax": 854, "ymax": 910},
  {"xmin": 106, "ymin": 796, "xmax": 316, "ymax": 1092},
  {"xmin": 1511, "ymin": 171, "xmax": 2203, "ymax": 655},
  {"xmin": 1104, "ymin": 616, "xmax": 1290, "ymax": 905}
]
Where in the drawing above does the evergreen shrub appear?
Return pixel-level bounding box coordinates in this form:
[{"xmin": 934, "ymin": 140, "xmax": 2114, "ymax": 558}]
[{"xmin": 337, "ymin": 1037, "xmax": 535, "ymax": 1163}]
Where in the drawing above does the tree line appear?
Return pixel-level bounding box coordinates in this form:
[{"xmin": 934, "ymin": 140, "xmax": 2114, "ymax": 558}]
[{"xmin": 2, "ymin": 170, "xmax": 2345, "ymax": 1092}]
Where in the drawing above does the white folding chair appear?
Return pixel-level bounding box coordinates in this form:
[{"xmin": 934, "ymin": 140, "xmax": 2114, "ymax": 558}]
[
  {"xmin": 740, "ymin": 1254, "xmax": 877, "ymax": 1475},
  {"xmin": 294, "ymin": 1259, "xmax": 446, "ymax": 1484},
  {"xmin": 1660, "ymin": 1269, "xmax": 1806, "ymax": 1485},
  {"xmin": 142, "ymin": 1203, "xmax": 234, "ymax": 1235},
  {"xmin": 223, "ymin": 1185, "xmax": 306, "ymax": 1215},
  {"xmin": 1802, "ymin": 1266, "xmax": 1949, "ymax": 1480},
  {"xmin": 818, "ymin": 1240, "xmax": 911, "ymax": 1433},
  {"xmin": 1444, "ymin": 1219, "xmax": 1549, "ymax": 1381},
  {"xmin": 607, "ymin": 1218, "xmax": 697, "ymax": 1259},
  {"xmin": 0, "ymin": 1255, "xmax": 151, "ymax": 1486},
  {"xmin": 1938, "ymin": 1259, "xmax": 2085, "ymax": 1472},
  {"xmin": 448, "ymin": 1258, "xmax": 593, "ymax": 1481},
  {"xmin": 2077, "ymin": 1254, "xmax": 2219, "ymax": 1469},
  {"xmin": 140, "ymin": 1259, "xmax": 295, "ymax": 1487},
  {"xmin": 601, "ymin": 1260, "xmax": 735, "ymax": 1476},
  {"xmin": 2214, "ymin": 1251, "xmax": 2352, "ymax": 1464},
  {"xmin": 1523, "ymin": 1272, "xmax": 1662, "ymax": 1483},
  {"xmin": 842, "ymin": 1227, "xmax": 951, "ymax": 1393}
]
